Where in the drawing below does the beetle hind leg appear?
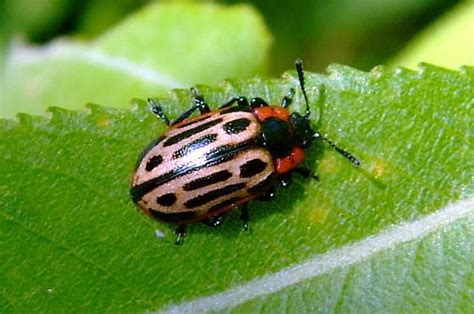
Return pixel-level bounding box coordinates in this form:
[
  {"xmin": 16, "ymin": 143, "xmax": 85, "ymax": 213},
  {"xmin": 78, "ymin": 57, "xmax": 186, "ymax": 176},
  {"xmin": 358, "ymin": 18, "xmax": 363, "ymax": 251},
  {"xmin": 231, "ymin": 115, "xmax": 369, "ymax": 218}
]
[{"xmin": 240, "ymin": 204, "xmax": 250, "ymax": 232}]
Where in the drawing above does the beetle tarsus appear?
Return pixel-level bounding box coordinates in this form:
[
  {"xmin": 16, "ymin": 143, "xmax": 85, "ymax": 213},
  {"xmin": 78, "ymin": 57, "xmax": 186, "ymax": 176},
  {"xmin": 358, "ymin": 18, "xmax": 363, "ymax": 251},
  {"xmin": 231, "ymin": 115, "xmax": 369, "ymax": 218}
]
[
  {"xmin": 279, "ymin": 174, "xmax": 293, "ymax": 187},
  {"xmin": 191, "ymin": 87, "xmax": 211, "ymax": 114},
  {"xmin": 256, "ymin": 186, "xmax": 276, "ymax": 201},
  {"xmin": 202, "ymin": 215, "xmax": 224, "ymax": 228},
  {"xmin": 148, "ymin": 98, "xmax": 171, "ymax": 126}
]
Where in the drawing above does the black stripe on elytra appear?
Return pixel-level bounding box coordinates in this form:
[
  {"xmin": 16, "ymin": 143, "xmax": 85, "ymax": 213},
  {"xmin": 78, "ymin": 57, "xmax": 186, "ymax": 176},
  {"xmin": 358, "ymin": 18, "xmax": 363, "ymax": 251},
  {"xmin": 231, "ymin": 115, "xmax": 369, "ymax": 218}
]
[
  {"xmin": 146, "ymin": 155, "xmax": 163, "ymax": 171},
  {"xmin": 207, "ymin": 197, "xmax": 240, "ymax": 213},
  {"xmin": 223, "ymin": 118, "xmax": 251, "ymax": 135},
  {"xmin": 184, "ymin": 183, "xmax": 246, "ymax": 209},
  {"xmin": 248, "ymin": 173, "xmax": 275, "ymax": 195},
  {"xmin": 163, "ymin": 118, "xmax": 223, "ymax": 147},
  {"xmin": 172, "ymin": 134, "xmax": 218, "ymax": 159},
  {"xmin": 240, "ymin": 158, "xmax": 267, "ymax": 178},
  {"xmin": 149, "ymin": 209, "xmax": 196, "ymax": 223},
  {"xmin": 134, "ymin": 135, "xmax": 165, "ymax": 171},
  {"xmin": 130, "ymin": 140, "xmax": 254, "ymax": 202},
  {"xmin": 183, "ymin": 170, "xmax": 232, "ymax": 191},
  {"xmin": 176, "ymin": 114, "xmax": 212, "ymax": 128},
  {"xmin": 156, "ymin": 193, "xmax": 177, "ymax": 206}
]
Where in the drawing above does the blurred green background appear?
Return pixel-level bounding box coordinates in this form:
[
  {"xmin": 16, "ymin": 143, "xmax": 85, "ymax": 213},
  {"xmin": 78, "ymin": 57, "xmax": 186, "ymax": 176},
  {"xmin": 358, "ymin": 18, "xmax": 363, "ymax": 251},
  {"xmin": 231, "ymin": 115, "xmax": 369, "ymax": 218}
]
[{"xmin": 0, "ymin": 0, "xmax": 469, "ymax": 74}]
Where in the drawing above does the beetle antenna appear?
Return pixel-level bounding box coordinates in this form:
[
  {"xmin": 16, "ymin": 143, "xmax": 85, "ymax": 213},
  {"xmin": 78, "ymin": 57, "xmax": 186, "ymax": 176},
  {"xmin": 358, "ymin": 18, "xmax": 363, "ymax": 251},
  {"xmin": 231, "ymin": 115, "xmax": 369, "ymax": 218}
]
[
  {"xmin": 295, "ymin": 59, "xmax": 310, "ymax": 118},
  {"xmin": 314, "ymin": 132, "xmax": 361, "ymax": 166}
]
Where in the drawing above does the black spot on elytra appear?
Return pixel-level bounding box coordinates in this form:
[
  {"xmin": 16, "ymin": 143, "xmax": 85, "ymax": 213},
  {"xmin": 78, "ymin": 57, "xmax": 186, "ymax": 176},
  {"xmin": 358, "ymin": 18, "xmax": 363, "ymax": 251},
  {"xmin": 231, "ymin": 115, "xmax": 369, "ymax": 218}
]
[
  {"xmin": 183, "ymin": 170, "xmax": 233, "ymax": 191},
  {"xmin": 172, "ymin": 134, "xmax": 218, "ymax": 159},
  {"xmin": 208, "ymin": 197, "xmax": 240, "ymax": 212},
  {"xmin": 146, "ymin": 155, "xmax": 163, "ymax": 171},
  {"xmin": 184, "ymin": 183, "xmax": 246, "ymax": 209},
  {"xmin": 223, "ymin": 118, "xmax": 251, "ymax": 135},
  {"xmin": 240, "ymin": 158, "xmax": 267, "ymax": 178},
  {"xmin": 164, "ymin": 118, "xmax": 223, "ymax": 147},
  {"xmin": 130, "ymin": 140, "xmax": 254, "ymax": 202},
  {"xmin": 176, "ymin": 114, "xmax": 211, "ymax": 128},
  {"xmin": 156, "ymin": 193, "xmax": 177, "ymax": 206},
  {"xmin": 134, "ymin": 136, "xmax": 165, "ymax": 171},
  {"xmin": 248, "ymin": 174, "xmax": 275, "ymax": 195}
]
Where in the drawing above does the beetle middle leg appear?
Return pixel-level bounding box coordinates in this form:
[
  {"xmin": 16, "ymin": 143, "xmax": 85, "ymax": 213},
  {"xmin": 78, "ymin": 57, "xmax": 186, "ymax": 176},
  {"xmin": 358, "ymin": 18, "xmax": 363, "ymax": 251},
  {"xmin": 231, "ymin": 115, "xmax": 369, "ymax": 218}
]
[
  {"xmin": 170, "ymin": 88, "xmax": 212, "ymax": 125},
  {"xmin": 250, "ymin": 97, "xmax": 269, "ymax": 108},
  {"xmin": 175, "ymin": 224, "xmax": 187, "ymax": 245},
  {"xmin": 148, "ymin": 98, "xmax": 171, "ymax": 126}
]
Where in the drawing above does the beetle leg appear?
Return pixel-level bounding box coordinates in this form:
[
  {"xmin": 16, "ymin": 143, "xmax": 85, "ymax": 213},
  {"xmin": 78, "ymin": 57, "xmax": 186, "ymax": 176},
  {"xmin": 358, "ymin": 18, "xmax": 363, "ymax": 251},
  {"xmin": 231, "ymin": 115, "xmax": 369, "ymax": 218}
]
[
  {"xmin": 256, "ymin": 186, "xmax": 276, "ymax": 201},
  {"xmin": 295, "ymin": 167, "xmax": 319, "ymax": 181},
  {"xmin": 250, "ymin": 97, "xmax": 269, "ymax": 108},
  {"xmin": 219, "ymin": 96, "xmax": 249, "ymax": 109},
  {"xmin": 170, "ymin": 88, "xmax": 211, "ymax": 125},
  {"xmin": 279, "ymin": 174, "xmax": 293, "ymax": 187},
  {"xmin": 202, "ymin": 215, "xmax": 224, "ymax": 228},
  {"xmin": 191, "ymin": 87, "xmax": 211, "ymax": 114},
  {"xmin": 148, "ymin": 98, "xmax": 171, "ymax": 126},
  {"xmin": 281, "ymin": 88, "xmax": 295, "ymax": 108},
  {"xmin": 175, "ymin": 224, "xmax": 187, "ymax": 245},
  {"xmin": 240, "ymin": 205, "xmax": 250, "ymax": 231}
]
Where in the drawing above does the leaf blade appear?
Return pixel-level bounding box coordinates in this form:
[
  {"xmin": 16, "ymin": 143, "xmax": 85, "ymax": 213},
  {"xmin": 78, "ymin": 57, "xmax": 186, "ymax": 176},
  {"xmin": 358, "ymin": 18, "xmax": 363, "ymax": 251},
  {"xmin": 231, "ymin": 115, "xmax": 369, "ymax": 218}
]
[{"xmin": 0, "ymin": 64, "xmax": 472, "ymax": 312}]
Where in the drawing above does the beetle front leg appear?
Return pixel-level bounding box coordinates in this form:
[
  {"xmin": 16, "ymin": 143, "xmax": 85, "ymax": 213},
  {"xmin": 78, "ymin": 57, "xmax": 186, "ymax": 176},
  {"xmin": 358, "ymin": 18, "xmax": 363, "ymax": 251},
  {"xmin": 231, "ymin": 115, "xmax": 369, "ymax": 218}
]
[
  {"xmin": 279, "ymin": 174, "xmax": 292, "ymax": 187},
  {"xmin": 281, "ymin": 88, "xmax": 295, "ymax": 108},
  {"xmin": 295, "ymin": 167, "xmax": 319, "ymax": 181}
]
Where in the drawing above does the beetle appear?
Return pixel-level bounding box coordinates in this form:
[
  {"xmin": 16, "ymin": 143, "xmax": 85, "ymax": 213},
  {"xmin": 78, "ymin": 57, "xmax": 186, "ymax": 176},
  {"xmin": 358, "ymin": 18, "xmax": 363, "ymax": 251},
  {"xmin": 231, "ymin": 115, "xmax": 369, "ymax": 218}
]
[{"xmin": 130, "ymin": 60, "xmax": 360, "ymax": 244}]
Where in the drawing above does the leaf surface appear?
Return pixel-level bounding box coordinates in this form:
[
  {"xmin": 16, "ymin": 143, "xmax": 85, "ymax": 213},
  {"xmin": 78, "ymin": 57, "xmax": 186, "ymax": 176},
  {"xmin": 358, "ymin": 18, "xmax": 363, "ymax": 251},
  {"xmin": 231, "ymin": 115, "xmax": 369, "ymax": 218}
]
[{"xmin": 0, "ymin": 64, "xmax": 472, "ymax": 312}]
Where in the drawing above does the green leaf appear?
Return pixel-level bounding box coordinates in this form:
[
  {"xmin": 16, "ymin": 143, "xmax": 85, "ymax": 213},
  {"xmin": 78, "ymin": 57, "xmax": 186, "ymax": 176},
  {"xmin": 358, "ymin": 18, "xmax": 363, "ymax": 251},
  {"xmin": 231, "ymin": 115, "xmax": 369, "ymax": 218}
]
[
  {"xmin": 391, "ymin": 1, "xmax": 474, "ymax": 69},
  {"xmin": 0, "ymin": 2, "xmax": 270, "ymax": 118},
  {"xmin": 0, "ymin": 64, "xmax": 472, "ymax": 312}
]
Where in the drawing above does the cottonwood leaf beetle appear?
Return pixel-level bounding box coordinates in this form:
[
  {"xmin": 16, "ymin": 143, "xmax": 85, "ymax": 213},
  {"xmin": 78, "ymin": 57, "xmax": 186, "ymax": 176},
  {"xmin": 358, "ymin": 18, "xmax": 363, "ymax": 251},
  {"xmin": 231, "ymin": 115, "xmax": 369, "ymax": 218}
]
[{"xmin": 130, "ymin": 60, "xmax": 360, "ymax": 244}]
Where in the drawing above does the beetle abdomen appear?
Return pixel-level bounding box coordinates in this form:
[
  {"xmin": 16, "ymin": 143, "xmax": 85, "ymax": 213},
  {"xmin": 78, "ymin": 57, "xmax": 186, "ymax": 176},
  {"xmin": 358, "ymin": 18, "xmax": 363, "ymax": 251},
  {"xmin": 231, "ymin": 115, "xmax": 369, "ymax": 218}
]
[{"xmin": 130, "ymin": 110, "xmax": 275, "ymax": 223}]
